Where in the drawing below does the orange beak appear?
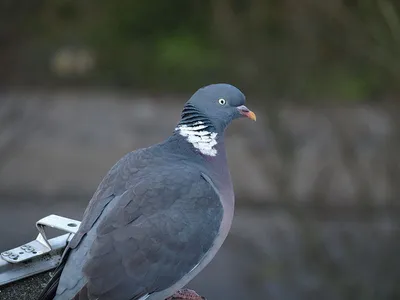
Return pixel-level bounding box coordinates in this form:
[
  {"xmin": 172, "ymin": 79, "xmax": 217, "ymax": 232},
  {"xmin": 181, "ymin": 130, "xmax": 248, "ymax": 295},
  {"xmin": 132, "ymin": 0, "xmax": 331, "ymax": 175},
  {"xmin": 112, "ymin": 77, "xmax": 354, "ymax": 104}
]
[{"xmin": 237, "ymin": 105, "xmax": 256, "ymax": 121}]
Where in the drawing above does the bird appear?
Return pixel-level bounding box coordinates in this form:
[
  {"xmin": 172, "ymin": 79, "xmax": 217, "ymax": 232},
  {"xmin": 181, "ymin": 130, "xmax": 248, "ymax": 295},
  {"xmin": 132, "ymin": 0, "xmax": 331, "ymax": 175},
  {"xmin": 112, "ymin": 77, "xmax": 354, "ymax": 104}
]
[{"xmin": 37, "ymin": 83, "xmax": 256, "ymax": 300}]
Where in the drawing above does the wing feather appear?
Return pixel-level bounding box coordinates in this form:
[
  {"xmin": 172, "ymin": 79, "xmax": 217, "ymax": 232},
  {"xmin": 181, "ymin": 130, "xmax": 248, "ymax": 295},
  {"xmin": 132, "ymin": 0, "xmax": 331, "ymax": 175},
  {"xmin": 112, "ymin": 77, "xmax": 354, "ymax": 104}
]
[{"xmin": 79, "ymin": 169, "xmax": 223, "ymax": 300}]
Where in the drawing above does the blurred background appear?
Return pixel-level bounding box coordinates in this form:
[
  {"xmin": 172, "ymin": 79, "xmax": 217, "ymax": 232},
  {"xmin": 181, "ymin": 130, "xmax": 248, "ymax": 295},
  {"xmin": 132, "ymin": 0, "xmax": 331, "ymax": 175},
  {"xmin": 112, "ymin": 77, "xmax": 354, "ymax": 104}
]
[{"xmin": 1, "ymin": 0, "xmax": 400, "ymax": 299}]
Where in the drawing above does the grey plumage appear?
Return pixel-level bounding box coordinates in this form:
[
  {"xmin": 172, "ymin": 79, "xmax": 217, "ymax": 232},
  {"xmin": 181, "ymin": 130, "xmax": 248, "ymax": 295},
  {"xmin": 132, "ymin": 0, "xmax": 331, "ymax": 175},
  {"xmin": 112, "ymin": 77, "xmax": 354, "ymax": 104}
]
[{"xmin": 37, "ymin": 83, "xmax": 255, "ymax": 300}]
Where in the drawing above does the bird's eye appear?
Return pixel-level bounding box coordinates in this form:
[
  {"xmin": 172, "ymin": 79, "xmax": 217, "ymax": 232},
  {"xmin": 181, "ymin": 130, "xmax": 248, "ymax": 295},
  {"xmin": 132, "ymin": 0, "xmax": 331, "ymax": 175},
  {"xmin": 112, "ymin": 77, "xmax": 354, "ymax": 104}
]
[{"xmin": 218, "ymin": 98, "xmax": 226, "ymax": 105}]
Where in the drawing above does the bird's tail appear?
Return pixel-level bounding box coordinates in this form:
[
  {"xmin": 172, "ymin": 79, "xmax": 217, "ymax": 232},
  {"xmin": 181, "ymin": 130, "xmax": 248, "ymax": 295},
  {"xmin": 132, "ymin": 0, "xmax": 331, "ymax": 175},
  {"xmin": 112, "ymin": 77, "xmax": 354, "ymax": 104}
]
[{"xmin": 36, "ymin": 248, "xmax": 70, "ymax": 300}]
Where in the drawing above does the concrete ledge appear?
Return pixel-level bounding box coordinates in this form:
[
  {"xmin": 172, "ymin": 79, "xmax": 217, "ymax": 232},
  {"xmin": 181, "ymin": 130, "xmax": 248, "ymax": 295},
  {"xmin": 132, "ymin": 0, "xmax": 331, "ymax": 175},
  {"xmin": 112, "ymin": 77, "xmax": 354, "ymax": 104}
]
[{"xmin": 0, "ymin": 270, "xmax": 53, "ymax": 300}]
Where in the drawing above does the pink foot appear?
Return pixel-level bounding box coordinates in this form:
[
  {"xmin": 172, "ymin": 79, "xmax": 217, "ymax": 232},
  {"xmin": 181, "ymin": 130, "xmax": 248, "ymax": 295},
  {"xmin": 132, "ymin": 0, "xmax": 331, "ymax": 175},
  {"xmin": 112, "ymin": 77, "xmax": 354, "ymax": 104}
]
[{"xmin": 166, "ymin": 288, "xmax": 206, "ymax": 300}]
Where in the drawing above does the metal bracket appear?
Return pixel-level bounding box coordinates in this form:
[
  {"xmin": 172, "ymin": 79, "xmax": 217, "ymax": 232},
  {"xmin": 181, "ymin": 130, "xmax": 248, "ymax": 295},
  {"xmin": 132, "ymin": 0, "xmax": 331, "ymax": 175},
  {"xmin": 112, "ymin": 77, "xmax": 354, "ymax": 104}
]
[
  {"xmin": 1, "ymin": 215, "xmax": 81, "ymax": 264},
  {"xmin": 0, "ymin": 214, "xmax": 82, "ymax": 287},
  {"xmin": 0, "ymin": 234, "xmax": 69, "ymax": 287}
]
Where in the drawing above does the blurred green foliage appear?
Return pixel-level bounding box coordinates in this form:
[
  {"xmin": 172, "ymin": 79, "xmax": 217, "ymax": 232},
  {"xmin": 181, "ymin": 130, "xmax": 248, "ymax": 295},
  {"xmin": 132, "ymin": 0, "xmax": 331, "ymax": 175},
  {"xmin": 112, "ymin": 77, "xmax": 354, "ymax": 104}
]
[{"xmin": 2, "ymin": 0, "xmax": 400, "ymax": 101}]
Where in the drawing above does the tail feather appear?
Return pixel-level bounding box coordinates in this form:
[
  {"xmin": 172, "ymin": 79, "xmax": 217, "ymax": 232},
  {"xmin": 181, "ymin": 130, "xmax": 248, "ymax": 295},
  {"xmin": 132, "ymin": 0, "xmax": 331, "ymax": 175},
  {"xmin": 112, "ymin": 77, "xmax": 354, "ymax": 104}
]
[
  {"xmin": 37, "ymin": 248, "xmax": 71, "ymax": 300},
  {"xmin": 36, "ymin": 266, "xmax": 63, "ymax": 300}
]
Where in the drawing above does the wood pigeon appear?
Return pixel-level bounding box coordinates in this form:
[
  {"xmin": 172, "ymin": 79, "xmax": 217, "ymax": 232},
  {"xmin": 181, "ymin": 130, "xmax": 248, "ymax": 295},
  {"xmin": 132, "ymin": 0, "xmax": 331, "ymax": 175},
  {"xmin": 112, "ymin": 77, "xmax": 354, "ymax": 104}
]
[{"xmin": 37, "ymin": 83, "xmax": 256, "ymax": 300}]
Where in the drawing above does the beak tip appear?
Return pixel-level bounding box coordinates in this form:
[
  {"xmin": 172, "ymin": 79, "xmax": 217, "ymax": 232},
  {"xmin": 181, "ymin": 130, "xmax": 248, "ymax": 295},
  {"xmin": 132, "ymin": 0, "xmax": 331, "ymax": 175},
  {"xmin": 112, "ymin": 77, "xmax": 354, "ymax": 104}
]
[{"xmin": 248, "ymin": 111, "xmax": 257, "ymax": 121}]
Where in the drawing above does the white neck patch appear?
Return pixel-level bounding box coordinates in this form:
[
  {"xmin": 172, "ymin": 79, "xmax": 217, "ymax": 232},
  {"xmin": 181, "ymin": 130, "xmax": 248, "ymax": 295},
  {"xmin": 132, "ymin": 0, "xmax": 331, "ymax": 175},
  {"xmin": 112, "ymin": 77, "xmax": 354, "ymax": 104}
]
[{"xmin": 176, "ymin": 121, "xmax": 218, "ymax": 156}]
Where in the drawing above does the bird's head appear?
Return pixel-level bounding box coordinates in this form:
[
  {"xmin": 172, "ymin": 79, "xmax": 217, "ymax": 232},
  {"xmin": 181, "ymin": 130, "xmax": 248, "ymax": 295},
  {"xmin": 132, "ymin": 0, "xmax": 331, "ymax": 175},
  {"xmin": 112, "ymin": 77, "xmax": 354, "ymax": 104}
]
[
  {"xmin": 179, "ymin": 83, "xmax": 256, "ymax": 133},
  {"xmin": 175, "ymin": 84, "xmax": 256, "ymax": 157}
]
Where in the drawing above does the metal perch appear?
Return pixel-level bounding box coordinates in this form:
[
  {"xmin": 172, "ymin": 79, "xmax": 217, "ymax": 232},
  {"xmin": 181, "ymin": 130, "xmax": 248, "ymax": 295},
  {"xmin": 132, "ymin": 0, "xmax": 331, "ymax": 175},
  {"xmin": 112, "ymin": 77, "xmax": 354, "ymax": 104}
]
[{"xmin": 0, "ymin": 215, "xmax": 205, "ymax": 300}]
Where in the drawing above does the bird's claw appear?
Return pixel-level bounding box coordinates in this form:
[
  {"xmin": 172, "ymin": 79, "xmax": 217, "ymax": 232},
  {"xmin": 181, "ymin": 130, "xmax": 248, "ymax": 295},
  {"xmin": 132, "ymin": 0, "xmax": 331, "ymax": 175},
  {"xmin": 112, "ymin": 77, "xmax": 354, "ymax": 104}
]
[{"xmin": 166, "ymin": 288, "xmax": 206, "ymax": 300}]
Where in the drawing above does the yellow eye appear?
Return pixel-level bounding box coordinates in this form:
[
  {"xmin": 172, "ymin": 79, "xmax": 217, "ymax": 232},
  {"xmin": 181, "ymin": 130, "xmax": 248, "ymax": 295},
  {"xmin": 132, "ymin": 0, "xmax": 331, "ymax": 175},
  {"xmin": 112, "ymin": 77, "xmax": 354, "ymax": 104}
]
[{"xmin": 218, "ymin": 98, "xmax": 226, "ymax": 105}]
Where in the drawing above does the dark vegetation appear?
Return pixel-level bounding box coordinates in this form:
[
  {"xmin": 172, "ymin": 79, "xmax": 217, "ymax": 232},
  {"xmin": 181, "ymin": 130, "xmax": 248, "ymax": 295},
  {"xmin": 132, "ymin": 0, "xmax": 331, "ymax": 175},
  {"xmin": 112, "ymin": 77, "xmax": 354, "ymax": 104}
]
[{"xmin": 1, "ymin": 0, "xmax": 400, "ymax": 101}]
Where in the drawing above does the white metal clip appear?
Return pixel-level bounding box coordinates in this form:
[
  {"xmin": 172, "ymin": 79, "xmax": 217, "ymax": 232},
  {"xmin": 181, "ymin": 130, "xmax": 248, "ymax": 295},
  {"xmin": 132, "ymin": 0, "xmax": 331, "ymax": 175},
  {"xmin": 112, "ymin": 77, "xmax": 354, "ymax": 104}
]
[{"xmin": 0, "ymin": 215, "xmax": 81, "ymax": 264}]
